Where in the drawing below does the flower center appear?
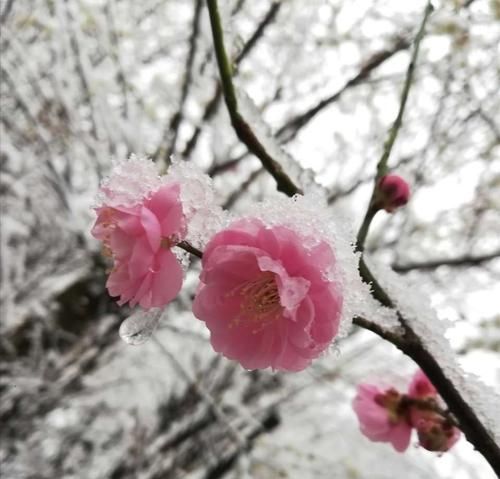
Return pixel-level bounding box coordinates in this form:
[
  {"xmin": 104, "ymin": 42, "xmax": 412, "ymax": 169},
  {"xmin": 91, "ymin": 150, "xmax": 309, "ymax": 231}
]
[
  {"xmin": 228, "ymin": 272, "xmax": 283, "ymax": 331},
  {"xmin": 375, "ymin": 388, "xmax": 406, "ymax": 424},
  {"xmin": 240, "ymin": 272, "xmax": 281, "ymax": 316},
  {"xmin": 100, "ymin": 208, "xmax": 117, "ymax": 257}
]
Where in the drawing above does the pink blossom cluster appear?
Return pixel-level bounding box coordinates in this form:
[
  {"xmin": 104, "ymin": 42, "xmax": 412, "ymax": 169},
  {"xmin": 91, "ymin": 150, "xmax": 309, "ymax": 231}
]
[
  {"xmin": 353, "ymin": 370, "xmax": 461, "ymax": 452},
  {"xmin": 91, "ymin": 157, "xmax": 462, "ymax": 457},
  {"xmin": 91, "ymin": 157, "xmax": 343, "ymax": 372}
]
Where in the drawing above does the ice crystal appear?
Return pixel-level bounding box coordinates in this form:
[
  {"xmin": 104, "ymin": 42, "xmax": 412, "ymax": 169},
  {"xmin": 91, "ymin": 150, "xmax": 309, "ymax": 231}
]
[
  {"xmin": 167, "ymin": 157, "xmax": 226, "ymax": 249},
  {"xmin": 95, "ymin": 154, "xmax": 163, "ymax": 208}
]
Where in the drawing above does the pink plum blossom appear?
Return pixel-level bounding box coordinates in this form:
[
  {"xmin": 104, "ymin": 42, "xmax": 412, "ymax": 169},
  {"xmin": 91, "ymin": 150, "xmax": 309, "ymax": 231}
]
[
  {"xmin": 352, "ymin": 384, "xmax": 412, "ymax": 452},
  {"xmin": 92, "ymin": 182, "xmax": 185, "ymax": 309},
  {"xmin": 376, "ymin": 174, "xmax": 410, "ymax": 212},
  {"xmin": 408, "ymin": 369, "xmax": 437, "ymax": 398},
  {"xmin": 353, "ymin": 370, "xmax": 461, "ymax": 453},
  {"xmin": 192, "ymin": 218, "xmax": 343, "ymax": 372}
]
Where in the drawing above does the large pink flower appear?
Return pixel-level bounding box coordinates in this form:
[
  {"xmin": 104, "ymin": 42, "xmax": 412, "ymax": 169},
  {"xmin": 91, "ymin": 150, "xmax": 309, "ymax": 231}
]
[
  {"xmin": 192, "ymin": 218, "xmax": 343, "ymax": 371},
  {"xmin": 352, "ymin": 384, "xmax": 412, "ymax": 452},
  {"xmin": 92, "ymin": 182, "xmax": 185, "ymax": 309}
]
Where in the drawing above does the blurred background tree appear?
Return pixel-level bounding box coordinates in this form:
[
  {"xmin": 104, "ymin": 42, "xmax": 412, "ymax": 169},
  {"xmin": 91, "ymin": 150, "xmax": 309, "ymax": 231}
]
[{"xmin": 1, "ymin": 0, "xmax": 499, "ymax": 478}]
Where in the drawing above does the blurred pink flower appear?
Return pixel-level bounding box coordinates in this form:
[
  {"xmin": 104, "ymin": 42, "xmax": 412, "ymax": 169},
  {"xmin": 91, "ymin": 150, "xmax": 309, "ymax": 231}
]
[
  {"xmin": 376, "ymin": 174, "xmax": 410, "ymax": 212},
  {"xmin": 408, "ymin": 369, "xmax": 437, "ymax": 398},
  {"xmin": 92, "ymin": 182, "xmax": 185, "ymax": 309},
  {"xmin": 352, "ymin": 384, "xmax": 412, "ymax": 452},
  {"xmin": 192, "ymin": 218, "xmax": 343, "ymax": 371},
  {"xmin": 410, "ymin": 408, "xmax": 461, "ymax": 452}
]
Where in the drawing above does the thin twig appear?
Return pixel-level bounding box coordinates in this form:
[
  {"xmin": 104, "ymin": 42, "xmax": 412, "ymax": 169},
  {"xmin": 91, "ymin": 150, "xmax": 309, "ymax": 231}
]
[
  {"xmin": 154, "ymin": 0, "xmax": 203, "ymax": 164},
  {"xmin": 209, "ymin": 38, "xmax": 410, "ymax": 176},
  {"xmin": 206, "ymin": 0, "xmax": 301, "ymax": 197},
  {"xmin": 376, "ymin": 3, "xmax": 434, "ymax": 179},
  {"xmin": 392, "ymin": 249, "xmax": 500, "ymax": 273},
  {"xmin": 153, "ymin": 338, "xmax": 247, "ymax": 449},
  {"xmin": 355, "ymin": 1, "xmax": 434, "ymax": 253},
  {"xmin": 177, "ymin": 241, "xmax": 203, "ymax": 259},
  {"xmin": 276, "ymin": 37, "xmax": 410, "ymax": 144},
  {"xmin": 104, "ymin": 0, "xmax": 130, "ymax": 120}
]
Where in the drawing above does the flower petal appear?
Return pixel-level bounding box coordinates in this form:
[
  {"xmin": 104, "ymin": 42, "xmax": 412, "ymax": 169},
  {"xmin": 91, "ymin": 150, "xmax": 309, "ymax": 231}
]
[
  {"xmin": 149, "ymin": 249, "xmax": 184, "ymax": 307},
  {"xmin": 140, "ymin": 206, "xmax": 161, "ymax": 252}
]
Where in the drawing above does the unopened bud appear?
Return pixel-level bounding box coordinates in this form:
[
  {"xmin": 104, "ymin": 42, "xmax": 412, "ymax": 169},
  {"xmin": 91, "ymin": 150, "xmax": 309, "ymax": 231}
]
[
  {"xmin": 376, "ymin": 174, "xmax": 410, "ymax": 212},
  {"xmin": 410, "ymin": 409, "xmax": 461, "ymax": 452}
]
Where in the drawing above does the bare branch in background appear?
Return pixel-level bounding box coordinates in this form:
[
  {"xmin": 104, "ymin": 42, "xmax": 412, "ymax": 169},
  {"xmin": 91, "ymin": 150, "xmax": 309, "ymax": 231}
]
[
  {"xmin": 276, "ymin": 37, "xmax": 410, "ymax": 144},
  {"xmin": 154, "ymin": 0, "xmax": 203, "ymax": 164},
  {"xmin": 392, "ymin": 249, "xmax": 500, "ymax": 273}
]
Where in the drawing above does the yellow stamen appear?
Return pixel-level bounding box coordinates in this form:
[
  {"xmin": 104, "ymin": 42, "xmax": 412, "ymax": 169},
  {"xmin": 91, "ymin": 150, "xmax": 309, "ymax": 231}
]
[{"xmin": 228, "ymin": 272, "xmax": 282, "ymax": 332}]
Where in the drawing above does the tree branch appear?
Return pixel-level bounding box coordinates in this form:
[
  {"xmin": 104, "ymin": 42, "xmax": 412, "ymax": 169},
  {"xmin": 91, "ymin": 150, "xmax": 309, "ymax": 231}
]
[
  {"xmin": 177, "ymin": 241, "xmax": 203, "ymax": 259},
  {"xmin": 209, "ymin": 39, "xmax": 411, "ymax": 177},
  {"xmin": 276, "ymin": 37, "xmax": 410, "ymax": 144},
  {"xmin": 206, "ymin": 0, "xmax": 301, "ymax": 197},
  {"xmin": 392, "ymin": 249, "xmax": 500, "ymax": 273},
  {"xmin": 154, "ymin": 0, "xmax": 203, "ymax": 164}
]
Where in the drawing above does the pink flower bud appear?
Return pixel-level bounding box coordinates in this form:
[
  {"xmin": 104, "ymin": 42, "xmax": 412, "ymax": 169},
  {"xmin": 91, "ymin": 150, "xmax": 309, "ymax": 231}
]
[
  {"xmin": 376, "ymin": 174, "xmax": 410, "ymax": 212},
  {"xmin": 410, "ymin": 408, "xmax": 461, "ymax": 452}
]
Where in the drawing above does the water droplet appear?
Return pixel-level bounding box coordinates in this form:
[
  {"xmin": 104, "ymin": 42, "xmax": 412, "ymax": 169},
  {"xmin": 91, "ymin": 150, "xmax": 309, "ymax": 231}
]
[{"xmin": 119, "ymin": 308, "xmax": 162, "ymax": 345}]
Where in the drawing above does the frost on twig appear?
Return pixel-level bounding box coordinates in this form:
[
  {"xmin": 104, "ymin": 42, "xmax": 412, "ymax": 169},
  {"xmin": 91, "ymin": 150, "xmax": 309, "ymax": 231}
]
[
  {"xmin": 167, "ymin": 158, "xmax": 226, "ymax": 249},
  {"xmin": 236, "ymin": 90, "xmax": 307, "ymax": 191}
]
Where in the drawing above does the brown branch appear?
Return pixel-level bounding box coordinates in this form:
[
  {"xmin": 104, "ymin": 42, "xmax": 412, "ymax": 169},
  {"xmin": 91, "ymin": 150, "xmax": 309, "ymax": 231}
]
[
  {"xmin": 207, "ymin": 38, "xmax": 411, "ymax": 177},
  {"xmin": 392, "ymin": 249, "xmax": 500, "ymax": 273},
  {"xmin": 177, "ymin": 241, "xmax": 203, "ymax": 259},
  {"xmin": 356, "ymin": 0, "xmax": 433, "ymax": 253}
]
